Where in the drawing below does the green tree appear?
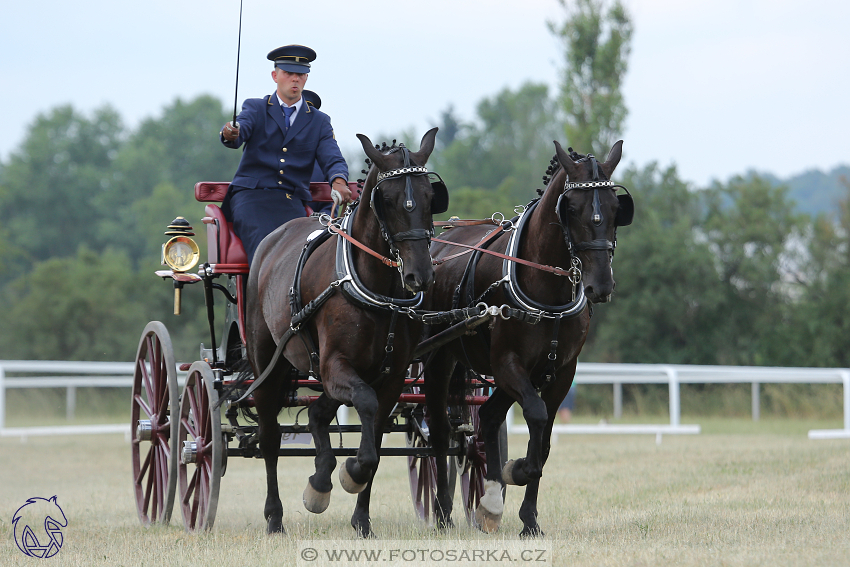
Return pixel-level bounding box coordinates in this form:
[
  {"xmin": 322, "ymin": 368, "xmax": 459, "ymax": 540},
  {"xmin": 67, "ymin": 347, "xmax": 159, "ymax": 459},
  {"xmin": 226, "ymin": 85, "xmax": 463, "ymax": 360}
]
[
  {"xmin": 782, "ymin": 179, "xmax": 850, "ymax": 367},
  {"xmin": 102, "ymin": 95, "xmax": 239, "ymax": 264},
  {"xmin": 549, "ymin": 0, "xmax": 632, "ymax": 156},
  {"xmin": 0, "ymin": 105, "xmax": 125, "ymax": 275},
  {"xmin": 432, "ymin": 82, "xmax": 562, "ymax": 207},
  {"xmin": 701, "ymin": 175, "xmax": 807, "ymax": 365},
  {"xmin": 582, "ymin": 164, "xmax": 724, "ymax": 364}
]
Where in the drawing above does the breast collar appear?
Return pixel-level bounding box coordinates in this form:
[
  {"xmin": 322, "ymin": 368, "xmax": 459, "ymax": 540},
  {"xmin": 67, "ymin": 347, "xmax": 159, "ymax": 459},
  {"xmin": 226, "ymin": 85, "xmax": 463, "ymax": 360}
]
[
  {"xmin": 334, "ymin": 206, "xmax": 424, "ymax": 310},
  {"xmin": 501, "ymin": 199, "xmax": 587, "ymax": 319}
]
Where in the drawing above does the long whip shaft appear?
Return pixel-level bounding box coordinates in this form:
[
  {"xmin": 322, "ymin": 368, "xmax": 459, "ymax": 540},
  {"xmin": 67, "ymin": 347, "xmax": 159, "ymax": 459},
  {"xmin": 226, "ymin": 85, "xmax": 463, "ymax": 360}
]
[{"xmin": 233, "ymin": 0, "xmax": 243, "ymax": 124}]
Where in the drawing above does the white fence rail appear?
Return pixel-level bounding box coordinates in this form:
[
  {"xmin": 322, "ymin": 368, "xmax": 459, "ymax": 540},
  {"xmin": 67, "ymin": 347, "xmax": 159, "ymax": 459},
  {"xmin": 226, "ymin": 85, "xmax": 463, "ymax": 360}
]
[{"xmin": 1, "ymin": 361, "xmax": 848, "ymax": 440}]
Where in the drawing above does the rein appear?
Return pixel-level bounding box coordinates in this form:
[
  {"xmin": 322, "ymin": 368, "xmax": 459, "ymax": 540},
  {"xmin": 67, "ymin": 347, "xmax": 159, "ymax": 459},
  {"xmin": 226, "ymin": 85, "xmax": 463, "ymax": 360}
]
[
  {"xmin": 327, "ymin": 222, "xmax": 399, "ymax": 268},
  {"xmin": 431, "ymin": 234, "xmax": 577, "ymax": 278}
]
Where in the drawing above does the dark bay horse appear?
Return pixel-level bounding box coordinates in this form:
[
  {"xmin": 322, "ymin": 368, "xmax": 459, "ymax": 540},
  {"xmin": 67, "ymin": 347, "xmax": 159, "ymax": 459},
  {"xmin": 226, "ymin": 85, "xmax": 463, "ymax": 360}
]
[
  {"xmin": 423, "ymin": 140, "xmax": 631, "ymax": 537},
  {"xmin": 245, "ymin": 128, "xmax": 445, "ymax": 536}
]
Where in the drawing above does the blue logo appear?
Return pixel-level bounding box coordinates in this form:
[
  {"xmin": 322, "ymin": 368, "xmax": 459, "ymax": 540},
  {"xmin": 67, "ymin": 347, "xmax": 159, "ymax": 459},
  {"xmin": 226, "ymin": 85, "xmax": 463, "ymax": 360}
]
[{"xmin": 12, "ymin": 496, "xmax": 67, "ymax": 559}]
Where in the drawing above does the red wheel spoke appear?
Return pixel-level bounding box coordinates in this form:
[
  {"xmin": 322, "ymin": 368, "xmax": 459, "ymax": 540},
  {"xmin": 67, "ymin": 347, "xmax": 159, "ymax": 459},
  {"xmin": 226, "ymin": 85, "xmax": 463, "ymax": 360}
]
[
  {"xmin": 134, "ymin": 394, "xmax": 154, "ymax": 419},
  {"xmin": 136, "ymin": 446, "xmax": 152, "ymax": 485},
  {"xmin": 183, "ymin": 467, "xmax": 198, "ymax": 506},
  {"xmin": 187, "ymin": 384, "xmax": 199, "ymax": 429},
  {"xmin": 182, "ymin": 416, "xmax": 198, "ymax": 439},
  {"xmin": 198, "ymin": 388, "xmax": 209, "ymax": 439},
  {"xmin": 139, "ymin": 358, "xmax": 155, "ymax": 410},
  {"xmin": 190, "ymin": 468, "xmax": 201, "ymax": 527},
  {"xmin": 144, "ymin": 450, "xmax": 155, "ymax": 516}
]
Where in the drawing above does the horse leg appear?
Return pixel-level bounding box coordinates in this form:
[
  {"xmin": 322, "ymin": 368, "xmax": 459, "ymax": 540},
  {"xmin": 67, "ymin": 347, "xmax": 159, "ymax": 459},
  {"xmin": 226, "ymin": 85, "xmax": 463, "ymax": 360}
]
[
  {"xmin": 252, "ymin": 366, "xmax": 290, "ymax": 534},
  {"xmin": 516, "ymin": 367, "xmax": 577, "ymax": 538},
  {"xmin": 348, "ymin": 376, "xmax": 404, "ymax": 537},
  {"xmin": 473, "ymin": 388, "xmax": 516, "ymax": 533},
  {"xmin": 424, "ymin": 353, "xmax": 458, "ymax": 530},
  {"xmin": 303, "ymin": 394, "xmax": 341, "ymax": 514}
]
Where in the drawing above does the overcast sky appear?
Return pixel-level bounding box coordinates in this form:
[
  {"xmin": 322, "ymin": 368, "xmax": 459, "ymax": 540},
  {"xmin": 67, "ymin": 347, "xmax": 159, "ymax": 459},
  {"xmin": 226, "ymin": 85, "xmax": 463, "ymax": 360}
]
[{"xmin": 2, "ymin": 0, "xmax": 848, "ymax": 187}]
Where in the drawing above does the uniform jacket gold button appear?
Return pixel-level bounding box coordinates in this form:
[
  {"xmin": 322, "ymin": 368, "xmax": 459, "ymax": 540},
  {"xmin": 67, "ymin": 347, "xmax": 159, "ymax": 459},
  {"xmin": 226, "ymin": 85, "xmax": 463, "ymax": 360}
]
[
  {"xmin": 283, "ymin": 148, "xmax": 288, "ymax": 152},
  {"xmin": 279, "ymin": 170, "xmax": 284, "ymax": 174},
  {"xmin": 278, "ymin": 181, "xmax": 283, "ymax": 185}
]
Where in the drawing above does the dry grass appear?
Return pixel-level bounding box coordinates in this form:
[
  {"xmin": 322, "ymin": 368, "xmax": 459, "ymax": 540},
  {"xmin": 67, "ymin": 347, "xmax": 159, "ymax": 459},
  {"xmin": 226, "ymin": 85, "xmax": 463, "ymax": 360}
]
[{"xmin": 0, "ymin": 422, "xmax": 848, "ymax": 566}]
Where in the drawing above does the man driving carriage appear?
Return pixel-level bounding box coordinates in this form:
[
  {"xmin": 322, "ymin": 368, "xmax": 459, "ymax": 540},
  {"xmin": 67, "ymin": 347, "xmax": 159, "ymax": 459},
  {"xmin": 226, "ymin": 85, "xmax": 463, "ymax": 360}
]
[{"xmin": 219, "ymin": 44, "xmax": 352, "ymax": 264}]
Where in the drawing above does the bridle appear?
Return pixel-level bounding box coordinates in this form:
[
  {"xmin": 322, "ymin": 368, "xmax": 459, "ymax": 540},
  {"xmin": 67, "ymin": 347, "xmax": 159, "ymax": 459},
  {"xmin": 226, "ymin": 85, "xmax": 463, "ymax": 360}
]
[
  {"xmin": 555, "ymin": 154, "xmax": 633, "ymax": 262},
  {"xmin": 369, "ymin": 144, "xmax": 448, "ymax": 273}
]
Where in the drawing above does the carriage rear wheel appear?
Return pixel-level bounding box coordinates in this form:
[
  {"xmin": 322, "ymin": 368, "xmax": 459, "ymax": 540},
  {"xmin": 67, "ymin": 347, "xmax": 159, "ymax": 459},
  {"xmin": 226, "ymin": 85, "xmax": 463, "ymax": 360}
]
[
  {"xmin": 456, "ymin": 388, "xmax": 508, "ymax": 526},
  {"xmin": 405, "ymin": 396, "xmax": 458, "ymax": 525},
  {"xmin": 131, "ymin": 321, "xmax": 180, "ymax": 526},
  {"xmin": 177, "ymin": 361, "xmax": 224, "ymax": 531}
]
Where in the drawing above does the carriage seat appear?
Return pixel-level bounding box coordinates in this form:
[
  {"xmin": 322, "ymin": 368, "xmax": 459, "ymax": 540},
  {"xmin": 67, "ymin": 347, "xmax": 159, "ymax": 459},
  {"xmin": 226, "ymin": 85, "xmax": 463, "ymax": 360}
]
[{"xmin": 194, "ymin": 181, "xmax": 361, "ymax": 269}]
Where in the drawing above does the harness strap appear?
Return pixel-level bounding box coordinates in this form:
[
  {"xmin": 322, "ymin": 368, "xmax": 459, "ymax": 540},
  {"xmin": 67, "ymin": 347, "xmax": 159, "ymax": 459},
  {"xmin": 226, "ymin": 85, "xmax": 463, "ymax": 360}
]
[
  {"xmin": 431, "ymin": 236, "xmax": 574, "ymax": 277},
  {"xmin": 432, "ymin": 228, "xmax": 506, "ymax": 265},
  {"xmin": 379, "ymin": 308, "xmax": 400, "ymax": 375},
  {"xmin": 328, "ymin": 222, "xmax": 399, "ymax": 267},
  {"xmin": 434, "ymin": 218, "xmax": 502, "ymax": 228}
]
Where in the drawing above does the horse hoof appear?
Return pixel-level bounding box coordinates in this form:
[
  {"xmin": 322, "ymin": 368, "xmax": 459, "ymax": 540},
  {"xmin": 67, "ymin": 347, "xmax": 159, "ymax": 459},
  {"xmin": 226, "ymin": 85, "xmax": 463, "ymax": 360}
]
[
  {"xmin": 266, "ymin": 516, "xmax": 285, "ymax": 534},
  {"xmin": 474, "ymin": 506, "xmax": 502, "ymax": 533},
  {"xmin": 473, "ymin": 480, "xmax": 504, "ymax": 533},
  {"xmin": 303, "ymin": 481, "xmax": 331, "ymax": 514},
  {"xmin": 502, "ymin": 459, "xmax": 518, "ymax": 485},
  {"xmin": 339, "ymin": 460, "xmax": 368, "ymax": 494},
  {"xmin": 520, "ymin": 525, "xmax": 545, "ymax": 539}
]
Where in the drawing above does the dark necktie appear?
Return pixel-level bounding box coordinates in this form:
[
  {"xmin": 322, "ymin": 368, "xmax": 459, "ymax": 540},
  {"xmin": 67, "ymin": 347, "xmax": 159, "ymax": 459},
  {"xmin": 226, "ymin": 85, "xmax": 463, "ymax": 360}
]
[{"xmin": 282, "ymin": 105, "xmax": 295, "ymax": 131}]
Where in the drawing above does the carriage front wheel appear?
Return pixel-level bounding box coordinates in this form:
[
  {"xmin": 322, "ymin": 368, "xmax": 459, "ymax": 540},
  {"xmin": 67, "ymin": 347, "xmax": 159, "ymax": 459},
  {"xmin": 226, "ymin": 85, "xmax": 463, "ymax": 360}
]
[
  {"xmin": 131, "ymin": 321, "xmax": 180, "ymax": 526},
  {"xmin": 177, "ymin": 361, "xmax": 224, "ymax": 531}
]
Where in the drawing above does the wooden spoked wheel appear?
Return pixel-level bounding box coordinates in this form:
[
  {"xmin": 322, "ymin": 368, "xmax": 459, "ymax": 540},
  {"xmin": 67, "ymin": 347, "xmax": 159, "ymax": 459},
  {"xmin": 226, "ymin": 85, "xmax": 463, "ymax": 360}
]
[
  {"xmin": 177, "ymin": 361, "xmax": 223, "ymax": 532},
  {"xmin": 405, "ymin": 386, "xmax": 457, "ymax": 525},
  {"xmin": 456, "ymin": 387, "xmax": 508, "ymax": 526},
  {"xmin": 131, "ymin": 321, "xmax": 180, "ymax": 526}
]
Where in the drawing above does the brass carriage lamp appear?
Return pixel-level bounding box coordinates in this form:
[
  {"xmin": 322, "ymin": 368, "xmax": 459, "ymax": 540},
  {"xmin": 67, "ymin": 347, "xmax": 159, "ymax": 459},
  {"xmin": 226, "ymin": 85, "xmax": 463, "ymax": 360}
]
[{"xmin": 162, "ymin": 217, "xmax": 200, "ymax": 315}]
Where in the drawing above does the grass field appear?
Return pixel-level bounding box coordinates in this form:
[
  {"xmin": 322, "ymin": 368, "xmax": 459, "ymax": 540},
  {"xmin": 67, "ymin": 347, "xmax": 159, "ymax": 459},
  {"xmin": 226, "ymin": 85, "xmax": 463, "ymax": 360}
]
[{"xmin": 1, "ymin": 417, "xmax": 848, "ymax": 566}]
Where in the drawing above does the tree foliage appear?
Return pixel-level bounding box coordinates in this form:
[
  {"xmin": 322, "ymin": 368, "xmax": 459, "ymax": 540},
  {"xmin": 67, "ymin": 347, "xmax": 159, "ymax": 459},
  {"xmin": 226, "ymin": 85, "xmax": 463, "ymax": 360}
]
[
  {"xmin": 548, "ymin": 0, "xmax": 632, "ymax": 156},
  {"xmin": 431, "ymin": 82, "xmax": 562, "ymax": 212}
]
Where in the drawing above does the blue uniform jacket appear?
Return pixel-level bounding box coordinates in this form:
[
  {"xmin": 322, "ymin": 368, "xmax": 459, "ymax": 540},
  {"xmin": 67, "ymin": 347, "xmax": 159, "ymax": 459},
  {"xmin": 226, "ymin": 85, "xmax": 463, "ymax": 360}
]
[{"xmin": 220, "ymin": 93, "xmax": 348, "ymax": 218}]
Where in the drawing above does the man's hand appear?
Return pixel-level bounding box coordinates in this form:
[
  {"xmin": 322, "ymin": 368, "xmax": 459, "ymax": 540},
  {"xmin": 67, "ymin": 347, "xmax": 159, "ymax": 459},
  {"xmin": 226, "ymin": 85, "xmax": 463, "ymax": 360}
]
[
  {"xmin": 221, "ymin": 121, "xmax": 240, "ymax": 142},
  {"xmin": 331, "ymin": 178, "xmax": 352, "ymax": 208}
]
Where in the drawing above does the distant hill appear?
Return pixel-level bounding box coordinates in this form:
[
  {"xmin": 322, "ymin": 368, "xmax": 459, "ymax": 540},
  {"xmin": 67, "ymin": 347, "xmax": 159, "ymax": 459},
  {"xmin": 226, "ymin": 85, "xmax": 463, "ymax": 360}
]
[{"xmin": 742, "ymin": 166, "xmax": 850, "ymax": 218}]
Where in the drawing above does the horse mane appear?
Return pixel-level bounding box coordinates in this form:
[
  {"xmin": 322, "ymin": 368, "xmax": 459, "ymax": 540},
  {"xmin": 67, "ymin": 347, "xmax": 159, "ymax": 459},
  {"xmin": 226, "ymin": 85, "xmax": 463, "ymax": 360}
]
[
  {"xmin": 536, "ymin": 147, "xmax": 590, "ymax": 196},
  {"xmin": 356, "ymin": 140, "xmax": 404, "ymax": 192}
]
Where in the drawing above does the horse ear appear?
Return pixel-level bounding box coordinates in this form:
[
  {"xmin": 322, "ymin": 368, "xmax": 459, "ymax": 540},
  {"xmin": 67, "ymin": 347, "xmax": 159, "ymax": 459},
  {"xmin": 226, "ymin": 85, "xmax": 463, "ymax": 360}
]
[
  {"xmin": 600, "ymin": 140, "xmax": 623, "ymax": 179},
  {"xmin": 356, "ymin": 133, "xmax": 393, "ymax": 171},
  {"xmin": 554, "ymin": 140, "xmax": 582, "ymax": 179},
  {"xmin": 411, "ymin": 127, "xmax": 439, "ymax": 165}
]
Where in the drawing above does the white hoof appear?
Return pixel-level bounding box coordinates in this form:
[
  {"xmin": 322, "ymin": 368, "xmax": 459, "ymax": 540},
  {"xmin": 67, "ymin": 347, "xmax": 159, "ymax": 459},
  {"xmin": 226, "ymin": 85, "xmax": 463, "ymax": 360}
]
[
  {"xmin": 339, "ymin": 462, "xmax": 368, "ymax": 494},
  {"xmin": 502, "ymin": 459, "xmax": 518, "ymax": 485},
  {"xmin": 474, "ymin": 480, "xmax": 504, "ymax": 533},
  {"xmin": 303, "ymin": 482, "xmax": 331, "ymax": 514}
]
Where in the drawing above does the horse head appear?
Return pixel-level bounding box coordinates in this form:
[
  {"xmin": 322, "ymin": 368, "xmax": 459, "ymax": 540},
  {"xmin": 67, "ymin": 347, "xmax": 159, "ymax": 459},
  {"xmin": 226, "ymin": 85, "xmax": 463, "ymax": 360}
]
[
  {"xmin": 355, "ymin": 127, "xmax": 443, "ymax": 293},
  {"xmin": 552, "ymin": 139, "xmax": 630, "ymax": 304}
]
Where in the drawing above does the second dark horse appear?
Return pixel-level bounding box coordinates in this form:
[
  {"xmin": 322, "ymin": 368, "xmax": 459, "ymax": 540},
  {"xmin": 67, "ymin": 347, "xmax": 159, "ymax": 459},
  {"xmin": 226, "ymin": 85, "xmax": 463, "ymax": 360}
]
[
  {"xmin": 245, "ymin": 128, "xmax": 443, "ymax": 536},
  {"xmin": 423, "ymin": 140, "xmax": 632, "ymax": 537}
]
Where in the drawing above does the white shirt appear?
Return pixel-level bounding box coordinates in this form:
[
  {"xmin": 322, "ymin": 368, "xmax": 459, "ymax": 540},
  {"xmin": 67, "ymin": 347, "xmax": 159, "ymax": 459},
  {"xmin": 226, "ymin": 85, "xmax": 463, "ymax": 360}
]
[{"xmin": 276, "ymin": 94, "xmax": 303, "ymax": 124}]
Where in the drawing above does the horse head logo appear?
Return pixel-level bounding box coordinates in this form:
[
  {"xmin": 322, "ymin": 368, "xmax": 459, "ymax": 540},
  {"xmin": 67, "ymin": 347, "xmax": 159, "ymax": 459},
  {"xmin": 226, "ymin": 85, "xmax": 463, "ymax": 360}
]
[{"xmin": 12, "ymin": 496, "xmax": 67, "ymax": 559}]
